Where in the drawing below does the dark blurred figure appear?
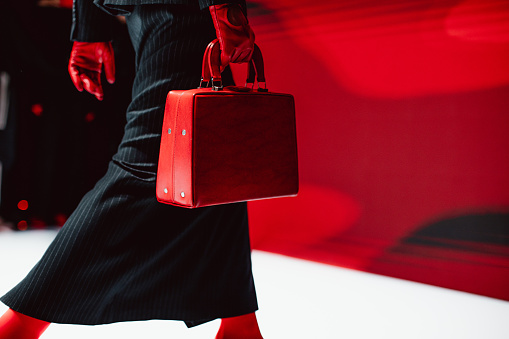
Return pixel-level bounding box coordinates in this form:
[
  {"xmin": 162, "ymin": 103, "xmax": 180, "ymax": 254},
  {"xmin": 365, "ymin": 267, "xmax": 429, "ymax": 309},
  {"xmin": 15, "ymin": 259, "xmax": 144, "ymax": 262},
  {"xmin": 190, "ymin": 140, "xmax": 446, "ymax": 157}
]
[{"xmin": 0, "ymin": 0, "xmax": 134, "ymax": 229}]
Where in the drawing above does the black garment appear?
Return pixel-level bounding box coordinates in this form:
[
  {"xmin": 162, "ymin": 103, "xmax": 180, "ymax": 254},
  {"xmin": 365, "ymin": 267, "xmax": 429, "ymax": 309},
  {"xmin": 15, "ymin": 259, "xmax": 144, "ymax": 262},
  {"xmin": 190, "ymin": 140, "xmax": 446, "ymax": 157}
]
[
  {"xmin": 1, "ymin": 4, "xmax": 257, "ymax": 328},
  {"xmin": 94, "ymin": 0, "xmax": 245, "ymax": 16},
  {"xmin": 71, "ymin": 0, "xmax": 245, "ymax": 41}
]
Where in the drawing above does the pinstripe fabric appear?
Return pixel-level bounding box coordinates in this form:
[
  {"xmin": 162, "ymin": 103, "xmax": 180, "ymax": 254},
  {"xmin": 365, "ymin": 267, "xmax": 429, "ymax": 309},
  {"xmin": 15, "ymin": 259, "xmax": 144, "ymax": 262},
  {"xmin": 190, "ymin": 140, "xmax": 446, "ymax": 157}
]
[
  {"xmin": 1, "ymin": 5, "xmax": 257, "ymax": 327},
  {"xmin": 71, "ymin": 0, "xmax": 115, "ymax": 41},
  {"xmin": 93, "ymin": 0, "xmax": 243, "ymax": 15},
  {"xmin": 70, "ymin": 1, "xmax": 246, "ymax": 41}
]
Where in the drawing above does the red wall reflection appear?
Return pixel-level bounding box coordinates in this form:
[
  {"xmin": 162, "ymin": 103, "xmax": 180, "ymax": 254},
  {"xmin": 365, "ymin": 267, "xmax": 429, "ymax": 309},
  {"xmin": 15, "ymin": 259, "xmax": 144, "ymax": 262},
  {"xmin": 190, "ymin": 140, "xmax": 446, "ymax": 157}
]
[{"xmin": 246, "ymin": 0, "xmax": 509, "ymax": 300}]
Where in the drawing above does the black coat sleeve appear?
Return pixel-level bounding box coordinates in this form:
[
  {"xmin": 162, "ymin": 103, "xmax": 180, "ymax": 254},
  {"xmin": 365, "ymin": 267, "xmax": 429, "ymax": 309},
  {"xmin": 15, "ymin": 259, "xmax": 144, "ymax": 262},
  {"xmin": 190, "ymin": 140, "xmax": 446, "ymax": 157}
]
[
  {"xmin": 198, "ymin": 0, "xmax": 247, "ymax": 18},
  {"xmin": 198, "ymin": 0, "xmax": 244, "ymax": 8},
  {"xmin": 71, "ymin": 0, "xmax": 115, "ymax": 42}
]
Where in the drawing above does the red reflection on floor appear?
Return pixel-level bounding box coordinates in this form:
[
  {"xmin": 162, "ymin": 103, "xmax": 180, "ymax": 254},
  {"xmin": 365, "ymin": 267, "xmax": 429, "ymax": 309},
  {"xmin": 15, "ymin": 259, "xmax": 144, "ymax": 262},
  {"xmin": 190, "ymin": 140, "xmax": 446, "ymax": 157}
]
[
  {"xmin": 371, "ymin": 239, "xmax": 509, "ymax": 301},
  {"xmin": 249, "ymin": 184, "xmax": 361, "ymax": 253}
]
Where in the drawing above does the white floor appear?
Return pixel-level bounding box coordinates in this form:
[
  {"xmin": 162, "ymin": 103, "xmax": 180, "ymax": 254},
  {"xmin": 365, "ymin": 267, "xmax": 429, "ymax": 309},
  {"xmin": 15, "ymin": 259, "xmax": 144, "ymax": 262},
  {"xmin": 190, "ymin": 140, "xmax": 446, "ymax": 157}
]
[{"xmin": 1, "ymin": 230, "xmax": 508, "ymax": 339}]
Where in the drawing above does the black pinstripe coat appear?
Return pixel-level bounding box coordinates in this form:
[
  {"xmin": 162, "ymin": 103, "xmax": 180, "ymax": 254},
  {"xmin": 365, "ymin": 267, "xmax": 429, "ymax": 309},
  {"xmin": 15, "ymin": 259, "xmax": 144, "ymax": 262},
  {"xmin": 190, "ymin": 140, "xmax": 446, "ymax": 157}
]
[{"xmin": 1, "ymin": 1, "xmax": 258, "ymax": 328}]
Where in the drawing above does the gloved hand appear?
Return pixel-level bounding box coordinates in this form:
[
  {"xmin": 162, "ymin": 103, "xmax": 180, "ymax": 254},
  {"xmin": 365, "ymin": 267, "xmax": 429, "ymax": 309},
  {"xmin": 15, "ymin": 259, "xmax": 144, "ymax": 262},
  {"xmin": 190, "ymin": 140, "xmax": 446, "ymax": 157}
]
[
  {"xmin": 68, "ymin": 41, "xmax": 115, "ymax": 101},
  {"xmin": 209, "ymin": 4, "xmax": 255, "ymax": 68}
]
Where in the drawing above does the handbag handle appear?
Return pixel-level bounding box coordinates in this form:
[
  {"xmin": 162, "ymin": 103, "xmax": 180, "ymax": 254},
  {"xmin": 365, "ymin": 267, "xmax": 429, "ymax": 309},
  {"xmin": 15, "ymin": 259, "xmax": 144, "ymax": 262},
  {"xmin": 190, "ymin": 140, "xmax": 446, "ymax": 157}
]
[
  {"xmin": 200, "ymin": 39, "xmax": 267, "ymax": 91},
  {"xmin": 199, "ymin": 40, "xmax": 215, "ymax": 88},
  {"xmin": 246, "ymin": 45, "xmax": 267, "ymax": 91}
]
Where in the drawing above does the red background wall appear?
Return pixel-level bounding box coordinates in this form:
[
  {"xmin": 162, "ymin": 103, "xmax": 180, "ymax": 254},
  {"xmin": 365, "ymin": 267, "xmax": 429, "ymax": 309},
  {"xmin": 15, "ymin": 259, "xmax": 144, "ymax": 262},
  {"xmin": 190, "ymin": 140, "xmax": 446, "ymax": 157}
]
[{"xmin": 244, "ymin": 0, "xmax": 509, "ymax": 300}]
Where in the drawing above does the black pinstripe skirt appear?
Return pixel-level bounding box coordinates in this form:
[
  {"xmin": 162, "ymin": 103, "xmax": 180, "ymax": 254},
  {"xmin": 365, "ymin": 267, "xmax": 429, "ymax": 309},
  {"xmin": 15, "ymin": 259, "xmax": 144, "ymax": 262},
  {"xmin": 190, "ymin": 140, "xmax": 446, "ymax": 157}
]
[{"xmin": 1, "ymin": 5, "xmax": 258, "ymax": 327}]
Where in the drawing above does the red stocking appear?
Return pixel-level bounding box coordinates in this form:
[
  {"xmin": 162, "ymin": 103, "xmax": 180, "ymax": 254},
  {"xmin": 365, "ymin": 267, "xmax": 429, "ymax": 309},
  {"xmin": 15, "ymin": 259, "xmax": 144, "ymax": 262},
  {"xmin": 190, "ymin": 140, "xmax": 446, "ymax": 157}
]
[
  {"xmin": 0, "ymin": 309, "xmax": 50, "ymax": 339},
  {"xmin": 216, "ymin": 312, "xmax": 263, "ymax": 339}
]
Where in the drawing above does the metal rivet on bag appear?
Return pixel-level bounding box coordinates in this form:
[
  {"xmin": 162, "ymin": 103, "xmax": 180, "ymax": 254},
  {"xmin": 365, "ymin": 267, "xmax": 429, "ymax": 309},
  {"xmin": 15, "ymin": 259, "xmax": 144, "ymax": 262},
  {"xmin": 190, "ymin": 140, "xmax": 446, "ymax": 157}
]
[
  {"xmin": 167, "ymin": 128, "xmax": 171, "ymax": 134},
  {"xmin": 163, "ymin": 188, "xmax": 168, "ymax": 194},
  {"xmin": 181, "ymin": 192, "xmax": 185, "ymax": 198},
  {"xmin": 182, "ymin": 129, "xmax": 186, "ymax": 136}
]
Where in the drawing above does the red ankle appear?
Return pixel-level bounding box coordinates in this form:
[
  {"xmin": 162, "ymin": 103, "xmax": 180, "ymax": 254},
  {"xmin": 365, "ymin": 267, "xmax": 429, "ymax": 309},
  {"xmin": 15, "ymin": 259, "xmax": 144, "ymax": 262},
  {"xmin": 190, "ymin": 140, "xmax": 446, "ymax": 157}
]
[
  {"xmin": 216, "ymin": 313, "xmax": 263, "ymax": 339},
  {"xmin": 0, "ymin": 309, "xmax": 50, "ymax": 339}
]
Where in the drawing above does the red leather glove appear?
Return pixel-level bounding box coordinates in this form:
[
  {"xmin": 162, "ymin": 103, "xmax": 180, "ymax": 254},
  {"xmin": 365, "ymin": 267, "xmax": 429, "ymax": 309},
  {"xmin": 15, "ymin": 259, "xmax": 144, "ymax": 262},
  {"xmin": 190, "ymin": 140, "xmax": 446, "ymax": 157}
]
[
  {"xmin": 68, "ymin": 42, "xmax": 115, "ymax": 101},
  {"xmin": 209, "ymin": 4, "xmax": 255, "ymax": 68}
]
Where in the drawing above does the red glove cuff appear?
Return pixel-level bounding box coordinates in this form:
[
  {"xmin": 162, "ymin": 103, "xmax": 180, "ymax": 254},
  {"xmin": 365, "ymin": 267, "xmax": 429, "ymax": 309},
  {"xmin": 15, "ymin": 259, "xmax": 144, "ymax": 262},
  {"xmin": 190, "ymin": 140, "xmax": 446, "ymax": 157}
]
[{"xmin": 209, "ymin": 4, "xmax": 255, "ymax": 66}]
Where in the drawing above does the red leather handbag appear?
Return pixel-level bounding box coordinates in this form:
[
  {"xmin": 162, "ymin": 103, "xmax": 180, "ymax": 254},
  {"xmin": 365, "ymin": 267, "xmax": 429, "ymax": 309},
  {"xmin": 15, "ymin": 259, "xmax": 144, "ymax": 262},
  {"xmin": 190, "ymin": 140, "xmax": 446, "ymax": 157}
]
[{"xmin": 156, "ymin": 40, "xmax": 298, "ymax": 208}]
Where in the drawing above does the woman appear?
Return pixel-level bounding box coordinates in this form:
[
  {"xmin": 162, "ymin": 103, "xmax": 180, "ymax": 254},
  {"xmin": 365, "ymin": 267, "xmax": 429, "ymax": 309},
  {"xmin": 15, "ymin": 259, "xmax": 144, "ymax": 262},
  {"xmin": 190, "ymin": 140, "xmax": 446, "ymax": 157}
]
[{"xmin": 0, "ymin": 1, "xmax": 263, "ymax": 338}]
